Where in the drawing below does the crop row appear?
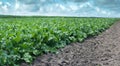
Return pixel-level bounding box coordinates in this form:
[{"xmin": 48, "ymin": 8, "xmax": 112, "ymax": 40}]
[{"xmin": 0, "ymin": 17, "xmax": 117, "ymax": 66}]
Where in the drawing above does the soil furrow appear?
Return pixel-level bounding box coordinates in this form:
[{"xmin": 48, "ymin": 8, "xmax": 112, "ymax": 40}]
[{"xmin": 22, "ymin": 21, "xmax": 120, "ymax": 66}]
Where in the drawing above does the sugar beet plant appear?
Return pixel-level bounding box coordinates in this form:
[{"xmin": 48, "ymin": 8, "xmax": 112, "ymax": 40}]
[{"xmin": 0, "ymin": 17, "xmax": 117, "ymax": 66}]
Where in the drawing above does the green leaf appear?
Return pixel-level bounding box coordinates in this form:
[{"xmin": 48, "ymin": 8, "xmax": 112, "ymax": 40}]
[{"xmin": 23, "ymin": 53, "xmax": 32, "ymax": 63}]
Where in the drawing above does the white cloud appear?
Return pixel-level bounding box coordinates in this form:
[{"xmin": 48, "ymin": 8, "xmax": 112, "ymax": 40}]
[
  {"xmin": 59, "ymin": 4, "xmax": 66, "ymax": 10},
  {"xmin": 0, "ymin": 2, "xmax": 2, "ymax": 5},
  {"xmin": 6, "ymin": 2, "xmax": 11, "ymax": 6},
  {"xmin": 15, "ymin": 3, "xmax": 19, "ymax": 10},
  {"xmin": 0, "ymin": 0, "xmax": 120, "ymax": 17},
  {"xmin": 2, "ymin": 5, "xmax": 8, "ymax": 11},
  {"xmin": 69, "ymin": 5, "xmax": 78, "ymax": 11},
  {"xmin": 0, "ymin": 2, "xmax": 10, "ymax": 13}
]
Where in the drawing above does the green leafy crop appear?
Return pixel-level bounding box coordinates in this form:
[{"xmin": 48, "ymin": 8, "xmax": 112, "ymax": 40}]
[{"xmin": 0, "ymin": 17, "xmax": 117, "ymax": 66}]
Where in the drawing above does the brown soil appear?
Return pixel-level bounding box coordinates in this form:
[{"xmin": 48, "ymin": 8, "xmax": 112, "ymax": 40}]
[{"xmin": 21, "ymin": 21, "xmax": 120, "ymax": 66}]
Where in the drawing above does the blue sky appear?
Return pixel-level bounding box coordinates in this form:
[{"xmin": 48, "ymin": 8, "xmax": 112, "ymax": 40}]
[{"xmin": 0, "ymin": 0, "xmax": 120, "ymax": 17}]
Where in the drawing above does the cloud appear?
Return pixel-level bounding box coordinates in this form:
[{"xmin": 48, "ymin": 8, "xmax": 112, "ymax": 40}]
[
  {"xmin": 0, "ymin": 0, "xmax": 120, "ymax": 17},
  {"xmin": 0, "ymin": 1, "xmax": 11, "ymax": 13},
  {"xmin": 0, "ymin": 2, "xmax": 2, "ymax": 5}
]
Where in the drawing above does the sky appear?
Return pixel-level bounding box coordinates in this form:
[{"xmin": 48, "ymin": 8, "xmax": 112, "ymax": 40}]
[{"xmin": 0, "ymin": 0, "xmax": 120, "ymax": 17}]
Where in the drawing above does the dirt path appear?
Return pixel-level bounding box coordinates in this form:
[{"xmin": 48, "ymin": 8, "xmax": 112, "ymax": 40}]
[{"xmin": 22, "ymin": 21, "xmax": 120, "ymax": 66}]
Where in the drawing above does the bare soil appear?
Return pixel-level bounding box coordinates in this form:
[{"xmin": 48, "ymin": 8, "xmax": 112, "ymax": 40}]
[{"xmin": 21, "ymin": 21, "xmax": 120, "ymax": 66}]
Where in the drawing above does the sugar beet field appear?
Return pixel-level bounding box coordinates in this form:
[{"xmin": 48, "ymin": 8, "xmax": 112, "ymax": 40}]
[{"xmin": 0, "ymin": 17, "xmax": 119, "ymax": 66}]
